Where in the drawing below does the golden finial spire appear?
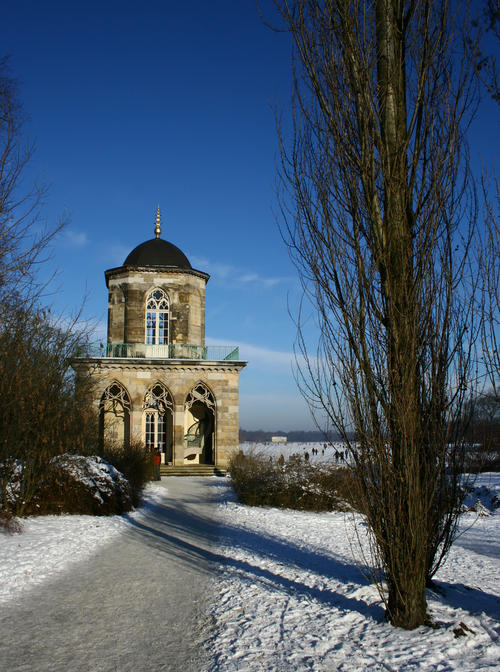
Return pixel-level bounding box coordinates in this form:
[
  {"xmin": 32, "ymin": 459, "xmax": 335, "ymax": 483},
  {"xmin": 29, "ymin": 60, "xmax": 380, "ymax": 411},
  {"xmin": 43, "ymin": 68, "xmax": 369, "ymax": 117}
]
[{"xmin": 154, "ymin": 205, "xmax": 161, "ymax": 238}]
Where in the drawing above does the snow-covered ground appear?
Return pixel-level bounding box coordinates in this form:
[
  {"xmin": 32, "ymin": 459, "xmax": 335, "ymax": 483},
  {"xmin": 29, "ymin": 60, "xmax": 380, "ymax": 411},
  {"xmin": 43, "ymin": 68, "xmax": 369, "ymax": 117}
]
[
  {"xmin": 1, "ymin": 454, "xmax": 499, "ymax": 671},
  {"xmin": 0, "ymin": 482, "xmax": 166, "ymax": 604},
  {"xmin": 239, "ymin": 440, "xmax": 349, "ymax": 465},
  {"xmin": 208, "ymin": 472, "xmax": 500, "ymax": 672},
  {"xmin": 210, "ymin": 443, "xmax": 500, "ymax": 670}
]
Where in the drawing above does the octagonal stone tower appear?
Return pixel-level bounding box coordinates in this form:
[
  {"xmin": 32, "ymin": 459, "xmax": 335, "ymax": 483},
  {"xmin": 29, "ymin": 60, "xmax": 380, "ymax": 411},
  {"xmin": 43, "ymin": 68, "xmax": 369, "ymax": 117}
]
[{"xmin": 73, "ymin": 207, "xmax": 246, "ymax": 472}]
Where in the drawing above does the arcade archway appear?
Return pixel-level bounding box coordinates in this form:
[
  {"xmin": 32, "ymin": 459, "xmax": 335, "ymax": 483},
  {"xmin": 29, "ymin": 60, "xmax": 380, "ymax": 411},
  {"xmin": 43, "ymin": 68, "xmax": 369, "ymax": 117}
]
[{"xmin": 184, "ymin": 383, "xmax": 216, "ymax": 465}]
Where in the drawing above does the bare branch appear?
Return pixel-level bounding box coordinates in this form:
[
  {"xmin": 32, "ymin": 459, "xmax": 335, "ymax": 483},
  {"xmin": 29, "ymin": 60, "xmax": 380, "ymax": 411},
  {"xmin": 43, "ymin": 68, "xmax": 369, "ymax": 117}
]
[{"xmin": 273, "ymin": 0, "xmax": 483, "ymax": 629}]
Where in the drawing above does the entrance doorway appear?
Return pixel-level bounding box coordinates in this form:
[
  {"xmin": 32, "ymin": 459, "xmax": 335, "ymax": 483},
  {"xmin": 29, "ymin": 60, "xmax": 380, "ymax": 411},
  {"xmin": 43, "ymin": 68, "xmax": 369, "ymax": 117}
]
[{"xmin": 184, "ymin": 383, "xmax": 215, "ymax": 465}]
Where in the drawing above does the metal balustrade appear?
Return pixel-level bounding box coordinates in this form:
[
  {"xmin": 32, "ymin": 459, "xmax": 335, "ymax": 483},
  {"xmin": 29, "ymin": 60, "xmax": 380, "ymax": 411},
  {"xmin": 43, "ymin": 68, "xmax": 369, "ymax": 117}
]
[{"xmin": 74, "ymin": 343, "xmax": 240, "ymax": 361}]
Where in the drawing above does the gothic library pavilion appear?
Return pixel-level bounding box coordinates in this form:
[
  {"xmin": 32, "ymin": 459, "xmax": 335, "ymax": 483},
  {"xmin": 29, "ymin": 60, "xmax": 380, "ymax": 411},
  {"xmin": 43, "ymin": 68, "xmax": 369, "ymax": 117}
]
[{"xmin": 72, "ymin": 208, "xmax": 246, "ymax": 470}]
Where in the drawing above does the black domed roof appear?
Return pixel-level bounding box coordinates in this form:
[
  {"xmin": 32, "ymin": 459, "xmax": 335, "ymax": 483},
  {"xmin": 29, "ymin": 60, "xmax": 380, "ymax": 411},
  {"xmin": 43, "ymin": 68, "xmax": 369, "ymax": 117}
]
[{"xmin": 123, "ymin": 238, "xmax": 192, "ymax": 269}]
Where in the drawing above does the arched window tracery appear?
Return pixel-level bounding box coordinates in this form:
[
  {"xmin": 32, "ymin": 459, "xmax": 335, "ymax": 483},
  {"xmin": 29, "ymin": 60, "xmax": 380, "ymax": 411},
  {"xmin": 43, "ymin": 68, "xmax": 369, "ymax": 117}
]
[
  {"xmin": 145, "ymin": 288, "xmax": 169, "ymax": 345},
  {"xmin": 99, "ymin": 382, "xmax": 131, "ymax": 446},
  {"xmin": 143, "ymin": 383, "xmax": 174, "ymax": 456},
  {"xmin": 185, "ymin": 382, "xmax": 215, "ymax": 411},
  {"xmin": 100, "ymin": 382, "xmax": 131, "ymax": 414}
]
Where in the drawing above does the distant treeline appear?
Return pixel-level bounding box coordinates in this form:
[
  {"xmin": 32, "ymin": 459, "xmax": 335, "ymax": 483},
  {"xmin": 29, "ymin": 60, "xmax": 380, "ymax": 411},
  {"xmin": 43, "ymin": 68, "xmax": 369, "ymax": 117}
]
[
  {"xmin": 239, "ymin": 429, "xmax": 341, "ymax": 443},
  {"xmin": 239, "ymin": 392, "xmax": 500, "ymax": 469}
]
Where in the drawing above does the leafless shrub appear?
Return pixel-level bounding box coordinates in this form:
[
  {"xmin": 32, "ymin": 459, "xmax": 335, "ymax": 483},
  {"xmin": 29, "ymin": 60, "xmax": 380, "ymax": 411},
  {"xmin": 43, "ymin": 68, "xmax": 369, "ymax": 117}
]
[
  {"xmin": 0, "ymin": 303, "xmax": 99, "ymax": 517},
  {"xmin": 229, "ymin": 450, "xmax": 358, "ymax": 512},
  {"xmin": 101, "ymin": 438, "xmax": 154, "ymax": 506}
]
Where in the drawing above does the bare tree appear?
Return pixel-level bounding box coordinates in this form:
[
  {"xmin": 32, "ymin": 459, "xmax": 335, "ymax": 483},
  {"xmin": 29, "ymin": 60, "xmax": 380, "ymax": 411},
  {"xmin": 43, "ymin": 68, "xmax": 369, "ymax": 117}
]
[
  {"xmin": 0, "ymin": 304, "xmax": 98, "ymax": 516},
  {"xmin": 481, "ymin": 173, "xmax": 500, "ymax": 399},
  {"xmin": 0, "ymin": 58, "xmax": 97, "ymax": 518},
  {"xmin": 0, "ymin": 57, "xmax": 64, "ymax": 302},
  {"xmin": 468, "ymin": 0, "xmax": 499, "ymax": 104},
  {"xmin": 273, "ymin": 0, "xmax": 482, "ymax": 628},
  {"xmin": 471, "ymin": 1, "xmax": 500, "ymax": 403}
]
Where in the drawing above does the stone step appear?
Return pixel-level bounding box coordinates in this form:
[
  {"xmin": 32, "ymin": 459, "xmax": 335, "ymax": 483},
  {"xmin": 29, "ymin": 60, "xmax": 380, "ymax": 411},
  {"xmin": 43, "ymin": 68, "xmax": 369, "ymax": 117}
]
[{"xmin": 159, "ymin": 465, "xmax": 227, "ymax": 477}]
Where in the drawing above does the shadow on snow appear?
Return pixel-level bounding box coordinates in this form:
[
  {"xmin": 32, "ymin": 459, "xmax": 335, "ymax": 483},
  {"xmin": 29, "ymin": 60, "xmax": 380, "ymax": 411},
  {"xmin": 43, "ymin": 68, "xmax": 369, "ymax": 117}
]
[{"xmin": 127, "ymin": 478, "xmax": 500, "ymax": 624}]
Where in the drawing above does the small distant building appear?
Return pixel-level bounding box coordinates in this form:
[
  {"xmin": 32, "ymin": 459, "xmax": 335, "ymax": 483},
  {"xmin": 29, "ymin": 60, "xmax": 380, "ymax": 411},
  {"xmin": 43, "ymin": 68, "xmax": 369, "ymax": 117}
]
[
  {"xmin": 72, "ymin": 207, "xmax": 246, "ymax": 470},
  {"xmin": 271, "ymin": 436, "xmax": 288, "ymax": 444}
]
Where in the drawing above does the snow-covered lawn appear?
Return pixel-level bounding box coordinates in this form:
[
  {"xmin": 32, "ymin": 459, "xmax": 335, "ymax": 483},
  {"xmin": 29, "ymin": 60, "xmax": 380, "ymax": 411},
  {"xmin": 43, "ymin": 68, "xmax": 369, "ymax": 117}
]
[
  {"xmin": 208, "ymin": 474, "xmax": 500, "ymax": 671},
  {"xmin": 239, "ymin": 440, "xmax": 350, "ymax": 465},
  {"xmin": 1, "ymin": 456, "xmax": 499, "ymax": 671},
  {"xmin": 209, "ymin": 443, "xmax": 500, "ymax": 670}
]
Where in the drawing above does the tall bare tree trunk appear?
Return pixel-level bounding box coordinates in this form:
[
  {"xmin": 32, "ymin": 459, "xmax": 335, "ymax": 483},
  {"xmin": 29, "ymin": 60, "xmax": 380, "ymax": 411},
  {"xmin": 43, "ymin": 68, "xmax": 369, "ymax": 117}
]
[{"xmin": 273, "ymin": 0, "xmax": 481, "ymax": 628}]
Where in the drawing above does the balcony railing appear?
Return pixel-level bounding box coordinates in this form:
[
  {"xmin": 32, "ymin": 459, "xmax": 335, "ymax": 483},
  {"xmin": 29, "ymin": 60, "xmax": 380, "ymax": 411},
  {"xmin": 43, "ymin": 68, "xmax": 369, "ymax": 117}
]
[{"xmin": 74, "ymin": 343, "xmax": 240, "ymax": 361}]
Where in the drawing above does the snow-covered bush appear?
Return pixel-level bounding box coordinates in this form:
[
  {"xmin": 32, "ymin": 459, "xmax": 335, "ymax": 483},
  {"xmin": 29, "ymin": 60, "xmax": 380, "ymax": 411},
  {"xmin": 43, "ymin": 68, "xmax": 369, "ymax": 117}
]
[
  {"xmin": 1, "ymin": 441, "xmax": 154, "ymax": 519},
  {"xmin": 100, "ymin": 440, "xmax": 153, "ymax": 506},
  {"xmin": 460, "ymin": 476, "xmax": 500, "ymax": 515},
  {"xmin": 20, "ymin": 455, "xmax": 133, "ymax": 516},
  {"xmin": 0, "ymin": 508, "xmax": 22, "ymax": 533}
]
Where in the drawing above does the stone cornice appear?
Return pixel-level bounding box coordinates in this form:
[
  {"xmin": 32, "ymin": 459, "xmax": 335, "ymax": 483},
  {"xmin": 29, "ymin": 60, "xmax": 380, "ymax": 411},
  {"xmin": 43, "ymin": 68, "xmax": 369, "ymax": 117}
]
[
  {"xmin": 71, "ymin": 357, "xmax": 247, "ymax": 373},
  {"xmin": 105, "ymin": 265, "xmax": 210, "ymax": 287}
]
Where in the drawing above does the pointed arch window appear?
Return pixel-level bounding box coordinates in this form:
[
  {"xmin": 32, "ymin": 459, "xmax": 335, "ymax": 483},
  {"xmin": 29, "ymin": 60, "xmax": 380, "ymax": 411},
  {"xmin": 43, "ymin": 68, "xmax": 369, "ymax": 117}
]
[
  {"xmin": 145, "ymin": 288, "xmax": 169, "ymax": 345},
  {"xmin": 99, "ymin": 382, "xmax": 131, "ymax": 447},
  {"xmin": 143, "ymin": 383, "xmax": 174, "ymax": 454}
]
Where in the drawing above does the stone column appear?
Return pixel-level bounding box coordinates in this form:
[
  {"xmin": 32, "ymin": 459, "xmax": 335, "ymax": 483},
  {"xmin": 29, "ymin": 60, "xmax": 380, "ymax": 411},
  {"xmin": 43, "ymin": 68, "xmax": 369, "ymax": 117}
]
[{"xmin": 130, "ymin": 407, "xmax": 143, "ymax": 446}]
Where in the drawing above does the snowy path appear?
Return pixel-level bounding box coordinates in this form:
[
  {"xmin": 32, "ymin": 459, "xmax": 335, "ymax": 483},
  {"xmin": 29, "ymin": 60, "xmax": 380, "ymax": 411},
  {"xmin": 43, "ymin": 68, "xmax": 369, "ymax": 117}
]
[
  {"xmin": 2, "ymin": 470, "xmax": 499, "ymax": 671},
  {"xmin": 0, "ymin": 477, "xmax": 223, "ymax": 672}
]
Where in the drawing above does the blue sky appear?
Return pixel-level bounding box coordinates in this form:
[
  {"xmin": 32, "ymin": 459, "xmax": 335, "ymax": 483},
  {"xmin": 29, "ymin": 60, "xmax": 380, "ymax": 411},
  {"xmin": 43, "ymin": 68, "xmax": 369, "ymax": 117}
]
[
  {"xmin": 2, "ymin": 0, "xmax": 498, "ymax": 430},
  {"xmin": 2, "ymin": 0, "xmax": 315, "ymax": 430}
]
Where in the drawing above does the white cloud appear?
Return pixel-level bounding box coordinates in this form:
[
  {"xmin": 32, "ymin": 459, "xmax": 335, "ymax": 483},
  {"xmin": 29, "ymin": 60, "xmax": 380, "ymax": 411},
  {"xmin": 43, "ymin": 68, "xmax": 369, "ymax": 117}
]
[
  {"xmin": 262, "ymin": 277, "xmax": 283, "ymax": 288},
  {"xmin": 63, "ymin": 230, "xmax": 88, "ymax": 248},
  {"xmin": 239, "ymin": 342, "xmax": 294, "ymax": 369},
  {"xmin": 238, "ymin": 273, "xmax": 259, "ymax": 283},
  {"xmin": 190, "ymin": 256, "xmax": 234, "ymax": 280},
  {"xmin": 238, "ymin": 273, "xmax": 283, "ymax": 288},
  {"xmin": 88, "ymin": 319, "xmax": 107, "ymax": 342},
  {"xmin": 207, "ymin": 337, "xmax": 295, "ymax": 372},
  {"xmin": 190, "ymin": 255, "xmax": 290, "ymax": 288}
]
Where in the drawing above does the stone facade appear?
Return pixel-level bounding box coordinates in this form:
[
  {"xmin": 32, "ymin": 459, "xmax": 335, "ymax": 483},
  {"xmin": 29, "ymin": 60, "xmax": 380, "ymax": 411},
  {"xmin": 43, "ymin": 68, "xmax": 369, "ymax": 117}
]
[
  {"xmin": 72, "ymin": 358, "xmax": 244, "ymax": 466},
  {"xmin": 105, "ymin": 267, "xmax": 207, "ymax": 347},
  {"xmin": 72, "ymin": 220, "xmax": 245, "ymax": 469}
]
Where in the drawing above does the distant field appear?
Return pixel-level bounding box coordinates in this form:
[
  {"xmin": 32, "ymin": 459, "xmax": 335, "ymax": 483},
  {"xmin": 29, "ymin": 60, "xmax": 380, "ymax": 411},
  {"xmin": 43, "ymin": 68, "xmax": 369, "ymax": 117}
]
[{"xmin": 239, "ymin": 440, "xmax": 350, "ymax": 464}]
